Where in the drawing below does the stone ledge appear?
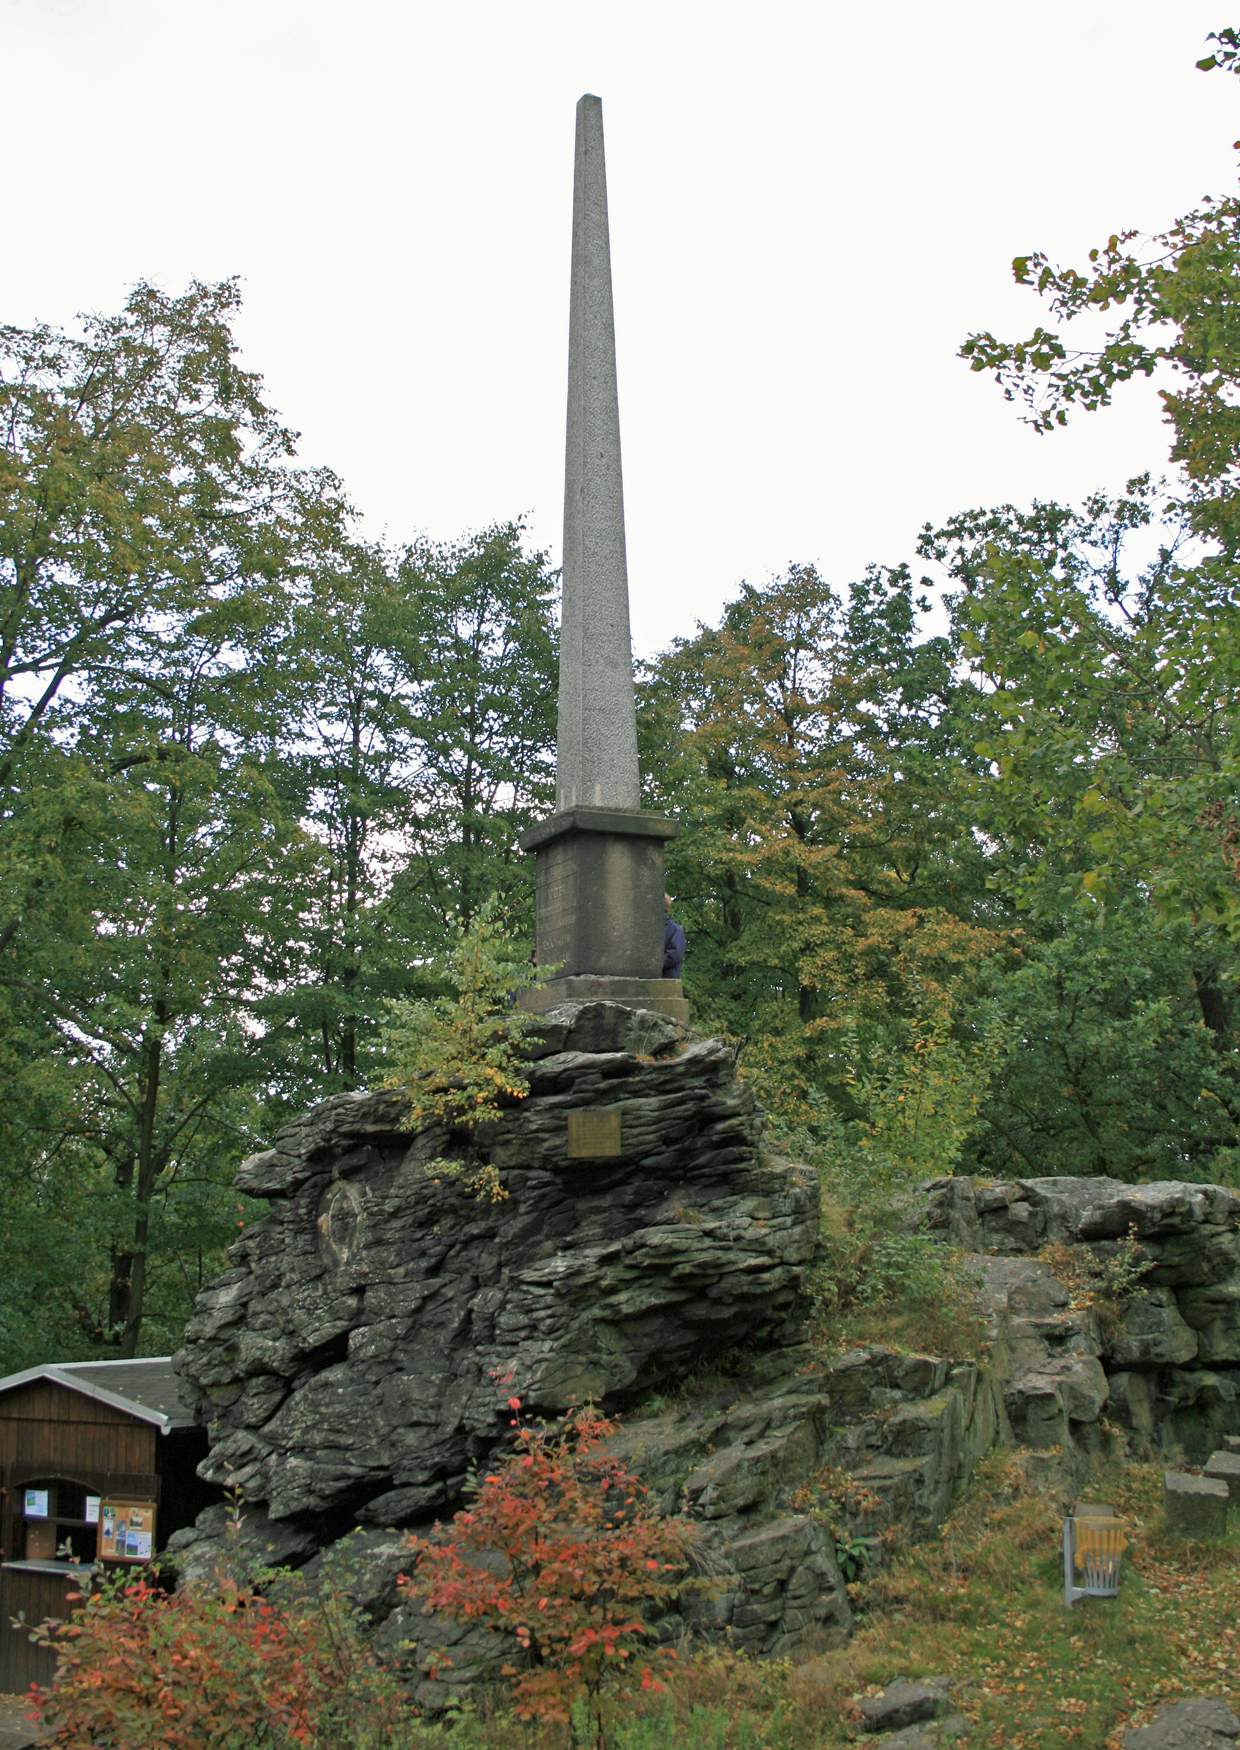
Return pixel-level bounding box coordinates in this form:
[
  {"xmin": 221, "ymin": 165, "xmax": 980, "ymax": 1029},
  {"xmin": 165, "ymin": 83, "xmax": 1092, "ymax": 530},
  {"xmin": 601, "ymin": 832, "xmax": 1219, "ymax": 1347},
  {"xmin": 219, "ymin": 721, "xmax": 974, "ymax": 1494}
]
[
  {"xmin": 519, "ymin": 805, "xmax": 678, "ymax": 852},
  {"xmin": 520, "ymin": 976, "xmax": 690, "ymax": 1024}
]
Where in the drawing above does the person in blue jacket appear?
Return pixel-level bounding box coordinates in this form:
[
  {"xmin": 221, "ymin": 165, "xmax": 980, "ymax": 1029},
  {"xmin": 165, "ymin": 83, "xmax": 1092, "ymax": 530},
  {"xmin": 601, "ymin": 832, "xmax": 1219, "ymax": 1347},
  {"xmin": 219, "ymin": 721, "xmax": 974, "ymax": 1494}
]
[{"xmin": 662, "ymin": 894, "xmax": 686, "ymax": 979}]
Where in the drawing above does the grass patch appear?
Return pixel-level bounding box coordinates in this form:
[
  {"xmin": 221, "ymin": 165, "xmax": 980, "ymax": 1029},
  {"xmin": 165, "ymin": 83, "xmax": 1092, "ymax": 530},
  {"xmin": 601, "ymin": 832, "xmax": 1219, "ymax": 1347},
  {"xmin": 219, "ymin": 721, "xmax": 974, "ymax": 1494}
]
[
  {"xmin": 477, "ymin": 1454, "xmax": 1239, "ymax": 1748},
  {"xmin": 779, "ymin": 1453, "xmax": 1240, "ymax": 1747}
]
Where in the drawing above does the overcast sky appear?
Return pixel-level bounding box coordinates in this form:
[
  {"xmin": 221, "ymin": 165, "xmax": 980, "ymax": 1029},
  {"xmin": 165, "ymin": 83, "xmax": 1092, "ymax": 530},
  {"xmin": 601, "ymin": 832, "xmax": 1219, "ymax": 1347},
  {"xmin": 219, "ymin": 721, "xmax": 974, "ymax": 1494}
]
[{"xmin": 4, "ymin": 1, "xmax": 1235, "ymax": 656}]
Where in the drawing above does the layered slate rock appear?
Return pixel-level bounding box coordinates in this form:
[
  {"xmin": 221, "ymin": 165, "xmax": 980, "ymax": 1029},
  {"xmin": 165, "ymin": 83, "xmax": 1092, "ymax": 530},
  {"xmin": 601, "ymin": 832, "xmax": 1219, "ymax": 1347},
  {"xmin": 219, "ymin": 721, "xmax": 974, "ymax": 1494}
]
[
  {"xmin": 175, "ymin": 1004, "xmax": 815, "ymax": 1530},
  {"xmin": 925, "ymin": 1175, "xmax": 1240, "ymax": 1465},
  {"xmin": 353, "ymin": 1340, "xmax": 1004, "ymax": 1707}
]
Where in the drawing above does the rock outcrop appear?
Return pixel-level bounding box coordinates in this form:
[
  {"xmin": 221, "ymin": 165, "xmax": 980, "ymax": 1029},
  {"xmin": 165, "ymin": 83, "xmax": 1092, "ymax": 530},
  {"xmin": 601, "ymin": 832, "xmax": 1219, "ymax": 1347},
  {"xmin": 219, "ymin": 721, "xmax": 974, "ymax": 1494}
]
[
  {"xmin": 176, "ymin": 1004, "xmax": 814, "ymax": 1528},
  {"xmin": 170, "ymin": 1010, "xmax": 1240, "ymax": 1700},
  {"xmin": 173, "ymin": 1002, "xmax": 843, "ymax": 1681},
  {"xmin": 926, "ymin": 1175, "xmax": 1240, "ymax": 1466}
]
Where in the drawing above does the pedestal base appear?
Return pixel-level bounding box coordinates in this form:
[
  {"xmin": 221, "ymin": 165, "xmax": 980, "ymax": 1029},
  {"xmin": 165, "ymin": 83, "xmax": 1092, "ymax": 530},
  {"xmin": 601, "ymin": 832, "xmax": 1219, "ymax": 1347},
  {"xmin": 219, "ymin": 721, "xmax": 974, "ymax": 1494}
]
[
  {"xmin": 518, "ymin": 976, "xmax": 690, "ymax": 1026},
  {"xmin": 519, "ymin": 806, "xmax": 676, "ymax": 982}
]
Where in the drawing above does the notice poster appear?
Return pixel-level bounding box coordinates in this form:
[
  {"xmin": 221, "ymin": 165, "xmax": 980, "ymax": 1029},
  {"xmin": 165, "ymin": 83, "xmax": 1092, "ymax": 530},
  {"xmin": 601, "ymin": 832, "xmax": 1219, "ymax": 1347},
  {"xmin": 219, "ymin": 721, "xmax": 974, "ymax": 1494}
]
[
  {"xmin": 97, "ymin": 1501, "xmax": 156, "ymax": 1563},
  {"xmin": 23, "ymin": 1488, "xmax": 49, "ymax": 1519},
  {"xmin": 85, "ymin": 1497, "xmax": 100, "ymax": 1525}
]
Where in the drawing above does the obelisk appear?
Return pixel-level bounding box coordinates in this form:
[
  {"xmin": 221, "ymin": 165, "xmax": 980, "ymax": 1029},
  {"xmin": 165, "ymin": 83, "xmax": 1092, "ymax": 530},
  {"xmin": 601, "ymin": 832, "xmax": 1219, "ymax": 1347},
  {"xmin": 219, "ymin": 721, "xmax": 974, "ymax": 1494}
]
[{"xmin": 520, "ymin": 95, "xmax": 687, "ymax": 1023}]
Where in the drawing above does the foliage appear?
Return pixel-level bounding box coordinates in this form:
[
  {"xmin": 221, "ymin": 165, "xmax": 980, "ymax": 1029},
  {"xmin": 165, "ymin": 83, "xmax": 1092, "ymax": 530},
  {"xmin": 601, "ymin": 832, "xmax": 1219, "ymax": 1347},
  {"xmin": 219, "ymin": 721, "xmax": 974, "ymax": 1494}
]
[
  {"xmin": 382, "ymin": 895, "xmax": 537, "ymax": 1151},
  {"xmin": 939, "ymin": 24, "xmax": 1240, "ymax": 1187},
  {"xmin": 924, "ymin": 483, "xmax": 1239, "ymax": 946},
  {"xmin": 245, "ymin": 520, "xmax": 555, "ymax": 1123},
  {"xmin": 402, "ymin": 1399, "xmax": 691, "ymax": 1747},
  {"xmin": 0, "ymin": 278, "xmax": 559, "ymax": 1364},
  {"xmin": 786, "ymin": 1019, "xmax": 996, "ymax": 1355},
  {"xmin": 1039, "ymin": 1226, "xmax": 1154, "ymax": 1329},
  {"xmin": 393, "ymin": 525, "xmax": 558, "ymax": 940},
  {"xmin": 961, "ymin": 34, "xmax": 1240, "ymax": 555},
  {"xmin": 28, "ymin": 1560, "xmax": 416, "ymax": 1749},
  {"xmin": 969, "ymin": 905, "xmax": 1238, "ymax": 1182},
  {"xmin": 453, "ymin": 1458, "xmax": 1240, "ymax": 1746},
  {"xmin": 639, "ymin": 562, "xmax": 1001, "ymax": 1129},
  {"xmin": 0, "ymin": 278, "xmax": 329, "ymax": 1356}
]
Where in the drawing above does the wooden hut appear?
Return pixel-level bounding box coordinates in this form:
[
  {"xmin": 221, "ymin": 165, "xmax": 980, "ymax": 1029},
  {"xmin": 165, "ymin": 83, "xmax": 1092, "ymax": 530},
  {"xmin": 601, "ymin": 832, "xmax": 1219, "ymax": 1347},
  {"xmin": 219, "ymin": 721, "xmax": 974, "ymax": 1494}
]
[{"xmin": 0, "ymin": 1357, "xmax": 214, "ymax": 1694}]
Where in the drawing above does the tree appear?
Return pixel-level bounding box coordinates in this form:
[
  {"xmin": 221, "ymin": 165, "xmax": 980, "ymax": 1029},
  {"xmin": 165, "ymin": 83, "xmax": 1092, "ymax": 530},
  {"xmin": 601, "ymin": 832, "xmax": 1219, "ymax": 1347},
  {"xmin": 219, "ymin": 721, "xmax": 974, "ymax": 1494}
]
[
  {"xmin": 923, "ymin": 484, "xmax": 1238, "ymax": 947},
  {"xmin": 0, "ymin": 281, "xmax": 333, "ymax": 1357},
  {"xmin": 0, "ymin": 279, "xmax": 299, "ymax": 956},
  {"xmin": 934, "ymin": 32, "xmax": 1240, "ymax": 1179},
  {"xmin": 256, "ymin": 521, "xmax": 559, "ymax": 1112},
  {"xmin": 382, "ymin": 896, "xmax": 537, "ymax": 1201},
  {"xmin": 393, "ymin": 523, "xmax": 557, "ymax": 950},
  {"xmin": 921, "ymin": 486, "xmax": 1238, "ymax": 1179},
  {"xmin": 260, "ymin": 530, "xmax": 426, "ymax": 1101},
  {"xmin": 961, "ymin": 34, "xmax": 1240, "ymax": 555},
  {"xmin": 640, "ymin": 563, "xmax": 999, "ymax": 1127},
  {"xmin": 955, "ymin": 28, "xmax": 1239, "ymax": 943},
  {"xmin": 971, "ymin": 903, "xmax": 1237, "ymax": 1181}
]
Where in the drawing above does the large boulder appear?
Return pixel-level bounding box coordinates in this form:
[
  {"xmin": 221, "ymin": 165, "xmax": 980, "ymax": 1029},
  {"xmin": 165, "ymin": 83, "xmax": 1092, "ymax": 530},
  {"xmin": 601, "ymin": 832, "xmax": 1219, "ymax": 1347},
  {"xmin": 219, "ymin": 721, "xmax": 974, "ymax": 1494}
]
[{"xmin": 175, "ymin": 1006, "xmax": 816, "ymax": 1530}]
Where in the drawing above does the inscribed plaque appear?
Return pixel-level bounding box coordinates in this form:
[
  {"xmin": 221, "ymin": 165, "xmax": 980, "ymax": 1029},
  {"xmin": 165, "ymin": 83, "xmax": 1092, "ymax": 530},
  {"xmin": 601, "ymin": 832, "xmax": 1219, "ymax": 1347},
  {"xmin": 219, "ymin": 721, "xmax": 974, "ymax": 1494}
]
[{"xmin": 566, "ymin": 1108, "xmax": 622, "ymax": 1158}]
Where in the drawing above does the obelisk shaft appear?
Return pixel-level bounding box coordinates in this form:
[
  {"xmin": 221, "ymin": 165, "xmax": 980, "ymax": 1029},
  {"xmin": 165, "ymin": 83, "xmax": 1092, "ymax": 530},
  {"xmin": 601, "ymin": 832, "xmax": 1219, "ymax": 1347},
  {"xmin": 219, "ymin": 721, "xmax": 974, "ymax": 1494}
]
[
  {"xmin": 557, "ymin": 94, "xmax": 641, "ymax": 813},
  {"xmin": 517, "ymin": 94, "xmax": 686, "ymax": 1023}
]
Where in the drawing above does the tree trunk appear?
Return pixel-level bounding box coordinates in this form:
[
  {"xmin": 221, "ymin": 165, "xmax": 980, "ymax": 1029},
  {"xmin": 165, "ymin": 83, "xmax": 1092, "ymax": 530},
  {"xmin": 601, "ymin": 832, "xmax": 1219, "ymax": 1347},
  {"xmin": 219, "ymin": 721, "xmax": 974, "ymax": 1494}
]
[{"xmin": 108, "ymin": 1026, "xmax": 163, "ymax": 1355}]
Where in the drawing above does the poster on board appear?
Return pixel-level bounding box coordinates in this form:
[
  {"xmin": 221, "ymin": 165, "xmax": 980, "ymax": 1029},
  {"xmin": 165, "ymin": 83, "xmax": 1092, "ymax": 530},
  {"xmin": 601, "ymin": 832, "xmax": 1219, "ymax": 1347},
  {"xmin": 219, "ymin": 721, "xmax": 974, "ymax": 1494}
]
[{"xmin": 97, "ymin": 1501, "xmax": 156, "ymax": 1563}]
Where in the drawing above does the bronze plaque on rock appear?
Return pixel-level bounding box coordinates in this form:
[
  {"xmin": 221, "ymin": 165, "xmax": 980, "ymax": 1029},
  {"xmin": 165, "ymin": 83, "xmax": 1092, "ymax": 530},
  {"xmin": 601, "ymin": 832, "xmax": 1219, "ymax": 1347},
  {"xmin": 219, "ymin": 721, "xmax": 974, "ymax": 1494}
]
[{"xmin": 566, "ymin": 1108, "xmax": 622, "ymax": 1159}]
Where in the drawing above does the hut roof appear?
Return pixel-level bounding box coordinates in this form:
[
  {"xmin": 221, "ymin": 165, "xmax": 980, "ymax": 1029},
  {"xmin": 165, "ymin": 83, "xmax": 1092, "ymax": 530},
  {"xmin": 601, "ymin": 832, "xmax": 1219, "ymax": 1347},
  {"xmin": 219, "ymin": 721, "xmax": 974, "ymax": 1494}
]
[{"xmin": 0, "ymin": 1358, "xmax": 197, "ymax": 1433}]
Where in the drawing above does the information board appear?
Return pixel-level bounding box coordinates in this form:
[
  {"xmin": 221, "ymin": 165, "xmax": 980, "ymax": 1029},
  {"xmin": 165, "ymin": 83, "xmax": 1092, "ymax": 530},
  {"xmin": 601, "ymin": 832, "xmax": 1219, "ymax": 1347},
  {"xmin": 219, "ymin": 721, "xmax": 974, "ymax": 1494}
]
[{"xmin": 97, "ymin": 1501, "xmax": 156, "ymax": 1563}]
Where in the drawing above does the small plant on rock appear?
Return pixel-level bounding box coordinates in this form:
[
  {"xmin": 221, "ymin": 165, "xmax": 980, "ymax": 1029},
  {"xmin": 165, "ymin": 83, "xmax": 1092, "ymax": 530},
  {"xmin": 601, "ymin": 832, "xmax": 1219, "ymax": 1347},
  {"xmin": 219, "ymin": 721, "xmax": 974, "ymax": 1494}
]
[
  {"xmin": 1039, "ymin": 1223, "xmax": 1153, "ymax": 1329},
  {"xmin": 401, "ymin": 1398, "xmax": 692, "ymax": 1749},
  {"xmin": 382, "ymin": 895, "xmax": 541, "ymax": 1200}
]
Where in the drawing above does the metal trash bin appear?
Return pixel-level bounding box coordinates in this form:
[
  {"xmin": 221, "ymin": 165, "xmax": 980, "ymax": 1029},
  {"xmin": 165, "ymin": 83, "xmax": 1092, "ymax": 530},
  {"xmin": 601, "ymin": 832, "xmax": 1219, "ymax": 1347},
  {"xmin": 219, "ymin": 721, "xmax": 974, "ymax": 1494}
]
[{"xmin": 1063, "ymin": 1504, "xmax": 1127, "ymax": 1606}]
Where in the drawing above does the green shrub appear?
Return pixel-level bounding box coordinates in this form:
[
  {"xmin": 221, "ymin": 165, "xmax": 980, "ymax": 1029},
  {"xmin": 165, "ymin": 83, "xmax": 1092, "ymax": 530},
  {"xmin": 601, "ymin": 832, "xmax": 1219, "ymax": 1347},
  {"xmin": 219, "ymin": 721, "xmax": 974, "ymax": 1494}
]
[
  {"xmin": 786, "ymin": 1020, "xmax": 997, "ymax": 1353},
  {"xmin": 381, "ymin": 896, "xmax": 540, "ymax": 1199}
]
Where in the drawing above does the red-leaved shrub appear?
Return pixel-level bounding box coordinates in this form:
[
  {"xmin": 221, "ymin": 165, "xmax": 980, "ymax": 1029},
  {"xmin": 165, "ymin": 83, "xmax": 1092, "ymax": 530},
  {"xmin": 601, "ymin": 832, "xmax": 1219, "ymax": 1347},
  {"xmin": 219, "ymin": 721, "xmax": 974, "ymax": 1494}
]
[
  {"xmin": 28, "ymin": 1562, "xmax": 413, "ymax": 1748},
  {"xmin": 402, "ymin": 1398, "xmax": 691, "ymax": 1747}
]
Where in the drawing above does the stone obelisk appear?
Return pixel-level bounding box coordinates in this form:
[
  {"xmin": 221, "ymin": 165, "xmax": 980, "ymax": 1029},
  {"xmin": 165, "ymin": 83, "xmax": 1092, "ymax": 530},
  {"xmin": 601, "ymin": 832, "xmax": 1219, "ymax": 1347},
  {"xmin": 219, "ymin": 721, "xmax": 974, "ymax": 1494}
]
[{"xmin": 520, "ymin": 95, "xmax": 687, "ymax": 1023}]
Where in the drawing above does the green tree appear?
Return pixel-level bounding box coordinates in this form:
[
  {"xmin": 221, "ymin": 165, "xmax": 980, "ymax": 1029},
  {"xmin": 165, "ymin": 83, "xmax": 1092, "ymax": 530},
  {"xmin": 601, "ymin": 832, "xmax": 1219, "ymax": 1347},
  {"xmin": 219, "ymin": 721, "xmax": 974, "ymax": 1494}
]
[
  {"xmin": 921, "ymin": 487, "xmax": 1238, "ymax": 1178},
  {"xmin": 955, "ymin": 28, "xmax": 1239, "ymax": 944},
  {"xmin": 961, "ymin": 32, "xmax": 1240, "ymax": 554},
  {"xmin": 392, "ymin": 523, "xmax": 557, "ymax": 949},
  {"xmin": 972, "ymin": 904, "xmax": 1237, "ymax": 1182},
  {"xmin": 0, "ymin": 279, "xmax": 298, "ymax": 955},
  {"xmin": 0, "ymin": 280, "xmax": 331, "ymax": 1358},
  {"xmin": 260, "ymin": 531, "xmax": 426, "ymax": 1101},
  {"xmin": 934, "ymin": 32, "xmax": 1240, "ymax": 1179},
  {"xmin": 641, "ymin": 563, "xmax": 998, "ymax": 1126},
  {"xmin": 382, "ymin": 895, "xmax": 537, "ymax": 1201}
]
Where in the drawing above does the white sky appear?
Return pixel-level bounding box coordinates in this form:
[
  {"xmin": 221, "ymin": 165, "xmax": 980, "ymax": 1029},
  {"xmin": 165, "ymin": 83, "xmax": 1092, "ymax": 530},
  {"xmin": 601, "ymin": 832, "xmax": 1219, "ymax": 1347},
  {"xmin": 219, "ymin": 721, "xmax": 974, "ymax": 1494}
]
[{"xmin": 4, "ymin": 0, "xmax": 1235, "ymax": 657}]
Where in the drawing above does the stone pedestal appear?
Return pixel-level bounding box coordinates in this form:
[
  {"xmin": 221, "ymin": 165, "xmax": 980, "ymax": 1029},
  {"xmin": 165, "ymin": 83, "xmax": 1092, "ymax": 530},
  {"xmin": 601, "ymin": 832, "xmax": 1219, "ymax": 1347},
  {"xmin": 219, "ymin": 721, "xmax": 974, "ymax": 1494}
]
[
  {"xmin": 518, "ymin": 806, "xmax": 688, "ymax": 1023},
  {"xmin": 520, "ymin": 975, "xmax": 688, "ymax": 1024}
]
